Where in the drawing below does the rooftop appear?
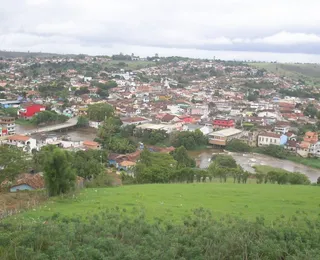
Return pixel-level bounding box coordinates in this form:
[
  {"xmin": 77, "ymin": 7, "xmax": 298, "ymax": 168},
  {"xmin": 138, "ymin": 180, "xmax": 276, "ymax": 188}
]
[
  {"xmin": 7, "ymin": 135, "xmax": 30, "ymax": 142},
  {"xmin": 209, "ymin": 128, "xmax": 243, "ymax": 137}
]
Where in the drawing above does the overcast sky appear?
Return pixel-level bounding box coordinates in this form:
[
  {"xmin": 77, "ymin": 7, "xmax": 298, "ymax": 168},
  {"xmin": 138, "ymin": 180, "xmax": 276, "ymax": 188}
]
[{"xmin": 2, "ymin": 0, "xmax": 320, "ymax": 62}]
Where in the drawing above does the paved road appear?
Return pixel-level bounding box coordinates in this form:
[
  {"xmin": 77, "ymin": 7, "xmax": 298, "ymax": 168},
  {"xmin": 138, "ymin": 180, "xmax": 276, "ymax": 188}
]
[{"xmin": 22, "ymin": 117, "xmax": 78, "ymax": 135}]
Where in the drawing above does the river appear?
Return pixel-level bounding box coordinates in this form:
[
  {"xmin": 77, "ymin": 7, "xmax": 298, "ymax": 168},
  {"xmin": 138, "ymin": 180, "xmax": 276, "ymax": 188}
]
[
  {"xmin": 189, "ymin": 149, "xmax": 320, "ymax": 183},
  {"xmin": 16, "ymin": 124, "xmax": 98, "ymax": 141}
]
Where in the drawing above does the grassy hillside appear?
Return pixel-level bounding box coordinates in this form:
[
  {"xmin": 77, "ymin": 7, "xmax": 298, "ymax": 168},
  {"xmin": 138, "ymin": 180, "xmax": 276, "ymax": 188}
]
[
  {"xmin": 249, "ymin": 62, "xmax": 320, "ymax": 85},
  {"xmin": 16, "ymin": 183, "xmax": 320, "ymax": 222}
]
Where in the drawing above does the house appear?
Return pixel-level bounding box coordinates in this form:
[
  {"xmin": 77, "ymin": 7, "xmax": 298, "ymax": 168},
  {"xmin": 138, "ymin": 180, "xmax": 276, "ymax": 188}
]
[
  {"xmin": 208, "ymin": 128, "xmax": 243, "ymax": 147},
  {"xmin": 9, "ymin": 173, "xmax": 45, "ymax": 192},
  {"xmin": 297, "ymin": 141, "xmax": 310, "ymax": 158},
  {"xmin": 19, "ymin": 104, "xmax": 46, "ymax": 119},
  {"xmin": 285, "ymin": 140, "xmax": 297, "ymax": 152},
  {"xmin": 160, "ymin": 114, "xmax": 180, "ymax": 124},
  {"xmin": 83, "ymin": 140, "xmax": 100, "ymax": 150},
  {"xmin": 303, "ymin": 132, "xmax": 318, "ymax": 143},
  {"xmin": 0, "ymin": 116, "xmax": 15, "ymax": 136},
  {"xmin": 6, "ymin": 135, "xmax": 37, "ymax": 152},
  {"xmin": 213, "ymin": 118, "xmax": 235, "ymax": 129},
  {"xmin": 258, "ymin": 132, "xmax": 283, "ymax": 147},
  {"xmin": 309, "ymin": 142, "xmax": 320, "ymax": 157},
  {"xmin": 274, "ymin": 121, "xmax": 290, "ymax": 134},
  {"xmin": 118, "ymin": 161, "xmax": 136, "ymax": 173}
]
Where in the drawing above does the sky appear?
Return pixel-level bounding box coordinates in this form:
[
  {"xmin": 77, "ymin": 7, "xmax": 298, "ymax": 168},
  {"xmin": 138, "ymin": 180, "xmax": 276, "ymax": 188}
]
[{"xmin": 1, "ymin": 0, "xmax": 320, "ymax": 62}]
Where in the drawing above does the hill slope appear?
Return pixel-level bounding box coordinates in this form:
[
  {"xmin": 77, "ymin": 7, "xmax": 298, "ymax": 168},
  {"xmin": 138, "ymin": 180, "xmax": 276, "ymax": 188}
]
[{"xmin": 17, "ymin": 183, "xmax": 320, "ymax": 222}]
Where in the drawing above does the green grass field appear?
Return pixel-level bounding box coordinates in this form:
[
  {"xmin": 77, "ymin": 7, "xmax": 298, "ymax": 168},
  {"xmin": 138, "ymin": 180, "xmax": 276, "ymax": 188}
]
[
  {"xmin": 16, "ymin": 183, "xmax": 320, "ymax": 223},
  {"xmin": 104, "ymin": 60, "xmax": 156, "ymax": 70},
  {"xmin": 248, "ymin": 62, "xmax": 320, "ymax": 85}
]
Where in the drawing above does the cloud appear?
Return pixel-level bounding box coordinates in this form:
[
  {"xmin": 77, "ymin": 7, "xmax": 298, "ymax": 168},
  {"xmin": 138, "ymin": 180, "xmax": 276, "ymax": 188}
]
[{"xmin": 1, "ymin": 0, "xmax": 320, "ymax": 61}]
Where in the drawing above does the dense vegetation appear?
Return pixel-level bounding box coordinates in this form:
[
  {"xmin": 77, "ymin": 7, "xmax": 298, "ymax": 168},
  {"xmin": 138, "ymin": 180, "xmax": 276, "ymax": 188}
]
[
  {"xmin": 254, "ymin": 165, "xmax": 310, "ymax": 185},
  {"xmin": 31, "ymin": 111, "xmax": 69, "ymax": 125},
  {"xmin": 2, "ymin": 209, "xmax": 320, "ymax": 260}
]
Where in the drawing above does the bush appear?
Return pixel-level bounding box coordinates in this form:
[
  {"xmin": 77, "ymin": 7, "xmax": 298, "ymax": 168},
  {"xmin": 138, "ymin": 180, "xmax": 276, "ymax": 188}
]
[
  {"xmin": 226, "ymin": 139, "xmax": 252, "ymax": 152},
  {"xmin": 2, "ymin": 210, "xmax": 320, "ymax": 259},
  {"xmin": 85, "ymin": 173, "xmax": 114, "ymax": 188}
]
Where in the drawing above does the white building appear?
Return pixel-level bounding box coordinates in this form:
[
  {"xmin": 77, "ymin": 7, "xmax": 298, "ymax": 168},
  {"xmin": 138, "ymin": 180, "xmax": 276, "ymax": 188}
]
[
  {"xmin": 6, "ymin": 135, "xmax": 37, "ymax": 152},
  {"xmin": 258, "ymin": 133, "xmax": 281, "ymax": 147}
]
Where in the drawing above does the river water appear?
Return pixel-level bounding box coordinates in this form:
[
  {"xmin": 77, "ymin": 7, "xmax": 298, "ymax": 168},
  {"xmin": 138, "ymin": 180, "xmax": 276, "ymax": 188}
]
[
  {"xmin": 16, "ymin": 124, "xmax": 320, "ymax": 182},
  {"xmin": 16, "ymin": 124, "xmax": 98, "ymax": 141},
  {"xmin": 189, "ymin": 149, "xmax": 320, "ymax": 183}
]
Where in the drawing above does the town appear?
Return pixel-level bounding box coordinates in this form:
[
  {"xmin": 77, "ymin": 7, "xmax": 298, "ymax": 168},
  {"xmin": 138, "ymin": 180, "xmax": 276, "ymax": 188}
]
[{"xmin": 1, "ymin": 54, "xmax": 320, "ymax": 160}]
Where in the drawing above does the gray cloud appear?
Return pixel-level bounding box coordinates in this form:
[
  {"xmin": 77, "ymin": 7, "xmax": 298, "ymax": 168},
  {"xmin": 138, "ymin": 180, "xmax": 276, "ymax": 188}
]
[{"xmin": 1, "ymin": 0, "xmax": 320, "ymax": 60}]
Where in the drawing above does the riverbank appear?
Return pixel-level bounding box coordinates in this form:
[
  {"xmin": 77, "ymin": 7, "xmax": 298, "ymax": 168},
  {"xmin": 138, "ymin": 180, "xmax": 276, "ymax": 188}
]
[
  {"xmin": 287, "ymin": 156, "xmax": 320, "ymax": 169},
  {"xmin": 15, "ymin": 118, "xmax": 34, "ymax": 126}
]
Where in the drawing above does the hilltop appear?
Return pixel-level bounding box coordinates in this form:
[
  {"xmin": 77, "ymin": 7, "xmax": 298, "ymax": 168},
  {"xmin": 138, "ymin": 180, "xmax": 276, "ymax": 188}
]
[
  {"xmin": 248, "ymin": 62, "xmax": 320, "ymax": 85},
  {"xmin": 0, "ymin": 50, "xmax": 73, "ymax": 58}
]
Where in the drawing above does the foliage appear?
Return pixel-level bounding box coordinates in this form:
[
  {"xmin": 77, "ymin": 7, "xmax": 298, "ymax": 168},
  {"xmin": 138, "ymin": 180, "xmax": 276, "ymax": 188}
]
[
  {"xmin": 0, "ymin": 107, "xmax": 18, "ymax": 118},
  {"xmin": 170, "ymin": 129, "xmax": 208, "ymax": 150},
  {"xmin": 108, "ymin": 137, "xmax": 136, "ymax": 154},
  {"xmin": 211, "ymin": 154, "xmax": 238, "ymax": 169},
  {"xmin": 72, "ymin": 150, "xmax": 107, "ymax": 180},
  {"xmin": 134, "ymin": 149, "xmax": 177, "ymax": 183},
  {"xmin": 2, "ymin": 209, "xmax": 320, "ymax": 259},
  {"xmin": 84, "ymin": 173, "xmax": 114, "ymax": 188},
  {"xmin": 74, "ymin": 87, "xmax": 90, "ymax": 96},
  {"xmin": 225, "ymin": 139, "xmax": 252, "ymax": 152},
  {"xmin": 30, "ymin": 111, "xmax": 68, "ymax": 125},
  {"xmin": 254, "ymin": 145, "xmax": 288, "ymax": 159},
  {"xmin": 170, "ymin": 146, "xmax": 196, "ymax": 169},
  {"xmin": 134, "ymin": 128, "xmax": 169, "ymax": 145},
  {"xmin": 42, "ymin": 147, "xmax": 76, "ymax": 196},
  {"xmin": 253, "ymin": 165, "xmax": 310, "ymax": 185},
  {"xmin": 76, "ymin": 115, "xmax": 89, "ymax": 127},
  {"xmin": 120, "ymin": 124, "xmax": 136, "ymax": 138},
  {"xmin": 0, "ymin": 146, "xmax": 31, "ymax": 182},
  {"xmin": 87, "ymin": 103, "xmax": 114, "ymax": 122},
  {"xmin": 304, "ymin": 103, "xmax": 318, "ymax": 118}
]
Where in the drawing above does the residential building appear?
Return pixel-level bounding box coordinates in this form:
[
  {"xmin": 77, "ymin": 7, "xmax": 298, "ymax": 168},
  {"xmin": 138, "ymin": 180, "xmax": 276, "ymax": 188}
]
[
  {"xmin": 208, "ymin": 128, "xmax": 243, "ymax": 146},
  {"xmin": 213, "ymin": 118, "xmax": 235, "ymax": 129},
  {"xmin": 6, "ymin": 135, "xmax": 37, "ymax": 152},
  {"xmin": 83, "ymin": 140, "xmax": 100, "ymax": 150},
  {"xmin": 9, "ymin": 173, "xmax": 45, "ymax": 192},
  {"xmin": 274, "ymin": 121, "xmax": 290, "ymax": 134},
  {"xmin": 0, "ymin": 116, "xmax": 15, "ymax": 136},
  {"xmin": 258, "ymin": 132, "xmax": 281, "ymax": 146}
]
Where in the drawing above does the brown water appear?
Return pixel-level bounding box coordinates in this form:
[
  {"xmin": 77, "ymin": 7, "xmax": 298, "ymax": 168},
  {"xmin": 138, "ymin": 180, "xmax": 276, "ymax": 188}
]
[
  {"xmin": 16, "ymin": 124, "xmax": 98, "ymax": 141},
  {"xmin": 189, "ymin": 149, "xmax": 320, "ymax": 183}
]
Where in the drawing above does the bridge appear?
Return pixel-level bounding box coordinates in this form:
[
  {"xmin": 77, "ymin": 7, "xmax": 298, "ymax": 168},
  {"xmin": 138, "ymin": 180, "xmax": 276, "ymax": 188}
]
[{"xmin": 22, "ymin": 117, "xmax": 78, "ymax": 135}]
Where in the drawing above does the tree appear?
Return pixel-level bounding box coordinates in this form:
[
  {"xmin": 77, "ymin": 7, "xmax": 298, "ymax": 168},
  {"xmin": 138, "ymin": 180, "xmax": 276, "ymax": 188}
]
[
  {"xmin": 73, "ymin": 150, "xmax": 107, "ymax": 180},
  {"xmin": 226, "ymin": 139, "xmax": 251, "ymax": 152},
  {"xmin": 31, "ymin": 111, "xmax": 68, "ymax": 125},
  {"xmin": 75, "ymin": 87, "xmax": 90, "ymax": 96},
  {"xmin": 87, "ymin": 103, "xmax": 114, "ymax": 121},
  {"xmin": 304, "ymin": 104, "xmax": 318, "ymax": 118},
  {"xmin": 77, "ymin": 116, "xmax": 89, "ymax": 127},
  {"xmin": 170, "ymin": 146, "xmax": 196, "ymax": 169},
  {"xmin": 0, "ymin": 146, "xmax": 31, "ymax": 182},
  {"xmin": 134, "ymin": 149, "xmax": 177, "ymax": 183},
  {"xmin": 43, "ymin": 147, "xmax": 76, "ymax": 196},
  {"xmin": 211, "ymin": 154, "xmax": 237, "ymax": 169}
]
